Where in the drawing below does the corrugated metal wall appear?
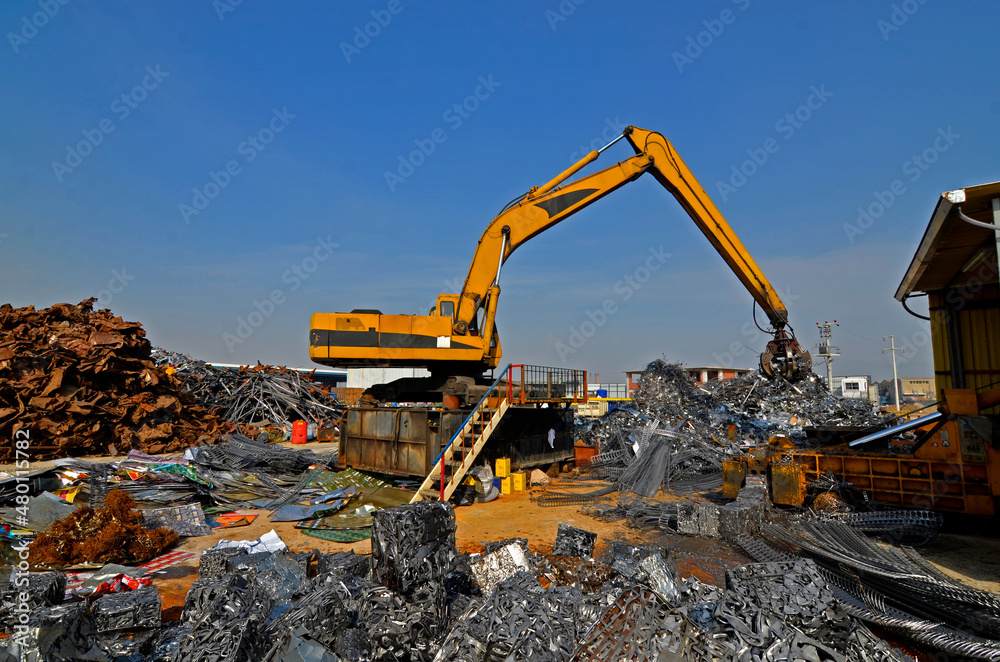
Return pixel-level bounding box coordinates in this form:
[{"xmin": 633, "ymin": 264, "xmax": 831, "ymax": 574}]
[{"xmin": 928, "ymin": 283, "xmax": 1000, "ymax": 414}]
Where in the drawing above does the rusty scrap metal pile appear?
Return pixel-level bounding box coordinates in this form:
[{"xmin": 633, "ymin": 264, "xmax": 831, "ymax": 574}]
[
  {"xmin": 152, "ymin": 348, "xmax": 344, "ymax": 427},
  {"xmin": 0, "ymin": 300, "xmax": 234, "ymax": 460},
  {"xmin": 2, "ymin": 502, "xmax": 929, "ymax": 662}
]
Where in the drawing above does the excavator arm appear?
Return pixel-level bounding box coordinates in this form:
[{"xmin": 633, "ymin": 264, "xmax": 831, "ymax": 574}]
[
  {"xmin": 309, "ymin": 126, "xmax": 811, "ymax": 380},
  {"xmin": 453, "ymin": 126, "xmax": 809, "ymax": 379}
]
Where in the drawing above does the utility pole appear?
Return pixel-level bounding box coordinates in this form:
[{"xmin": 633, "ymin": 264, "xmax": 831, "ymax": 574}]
[
  {"xmin": 883, "ymin": 335, "xmax": 901, "ymax": 411},
  {"xmin": 816, "ymin": 321, "xmax": 839, "ymax": 393}
]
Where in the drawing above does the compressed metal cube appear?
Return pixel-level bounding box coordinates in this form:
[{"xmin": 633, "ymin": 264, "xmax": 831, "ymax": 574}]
[{"xmin": 91, "ymin": 585, "xmax": 161, "ymax": 632}]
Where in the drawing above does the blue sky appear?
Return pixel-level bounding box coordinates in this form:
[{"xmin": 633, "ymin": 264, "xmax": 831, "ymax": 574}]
[{"xmin": 2, "ymin": 0, "xmax": 996, "ymax": 382}]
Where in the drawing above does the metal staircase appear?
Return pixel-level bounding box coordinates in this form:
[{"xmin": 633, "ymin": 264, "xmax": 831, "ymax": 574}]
[{"xmin": 410, "ymin": 365, "xmax": 512, "ymax": 503}]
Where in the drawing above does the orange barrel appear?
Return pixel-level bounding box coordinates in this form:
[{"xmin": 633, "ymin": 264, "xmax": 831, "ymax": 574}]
[{"xmin": 291, "ymin": 421, "xmax": 308, "ymax": 444}]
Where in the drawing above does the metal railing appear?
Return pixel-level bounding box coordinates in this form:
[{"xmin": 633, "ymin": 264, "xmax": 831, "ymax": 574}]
[
  {"xmin": 508, "ymin": 364, "xmax": 588, "ymax": 404},
  {"xmin": 431, "ymin": 364, "xmax": 512, "ymax": 500}
]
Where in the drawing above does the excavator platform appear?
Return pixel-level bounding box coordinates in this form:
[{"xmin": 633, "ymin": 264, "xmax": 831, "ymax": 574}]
[{"xmin": 339, "ymin": 365, "xmax": 587, "ymax": 499}]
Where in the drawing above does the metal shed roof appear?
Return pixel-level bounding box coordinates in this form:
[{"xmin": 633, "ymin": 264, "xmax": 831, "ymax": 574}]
[{"xmin": 895, "ymin": 180, "xmax": 1000, "ymax": 301}]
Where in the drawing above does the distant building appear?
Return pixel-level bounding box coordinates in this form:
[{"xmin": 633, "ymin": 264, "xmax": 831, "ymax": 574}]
[
  {"xmin": 821, "ymin": 375, "xmax": 877, "ymax": 402},
  {"xmin": 346, "ymin": 367, "xmax": 429, "ymax": 389},
  {"xmin": 877, "ymin": 377, "xmax": 936, "ymax": 406},
  {"xmin": 839, "ymin": 376, "xmax": 870, "ymax": 400}
]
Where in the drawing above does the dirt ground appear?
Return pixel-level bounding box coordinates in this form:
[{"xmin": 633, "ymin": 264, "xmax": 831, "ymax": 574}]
[{"xmin": 920, "ymin": 534, "xmax": 1000, "ymax": 593}]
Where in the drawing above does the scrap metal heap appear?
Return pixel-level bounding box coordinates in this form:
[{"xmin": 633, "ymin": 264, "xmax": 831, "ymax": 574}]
[
  {"xmin": 3, "ymin": 502, "xmax": 928, "ymax": 662},
  {"xmin": 632, "ymin": 359, "xmax": 888, "ymax": 447},
  {"xmin": 0, "ymin": 299, "xmax": 235, "ymax": 459},
  {"xmin": 6, "ymin": 493, "xmax": 992, "ymax": 662},
  {"xmin": 745, "ymin": 520, "xmax": 1000, "ymax": 661},
  {"xmin": 152, "ymin": 348, "xmax": 345, "ymax": 427},
  {"xmin": 540, "ymin": 359, "xmax": 891, "ymax": 507}
]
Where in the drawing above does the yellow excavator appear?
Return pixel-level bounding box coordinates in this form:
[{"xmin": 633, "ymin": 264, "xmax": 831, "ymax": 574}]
[{"xmin": 310, "ymin": 126, "xmax": 811, "ymax": 389}]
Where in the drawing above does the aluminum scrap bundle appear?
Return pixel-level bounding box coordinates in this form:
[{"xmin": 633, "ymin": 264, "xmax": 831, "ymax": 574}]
[
  {"xmin": 176, "ymin": 573, "xmax": 273, "ymax": 662},
  {"xmin": 0, "ymin": 572, "xmax": 65, "ymax": 632},
  {"xmin": 155, "ymin": 349, "xmax": 345, "ymax": 426},
  {"xmin": 371, "ymin": 501, "xmax": 458, "ymax": 594},
  {"xmin": 0, "ymin": 299, "xmax": 233, "ymax": 460},
  {"xmin": 91, "ymin": 584, "xmax": 161, "ymax": 633},
  {"xmin": 262, "ymin": 583, "xmax": 348, "ymax": 659},
  {"xmin": 433, "ymin": 570, "xmax": 578, "ymax": 662}
]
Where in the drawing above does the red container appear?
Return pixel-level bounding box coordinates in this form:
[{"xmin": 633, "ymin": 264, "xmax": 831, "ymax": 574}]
[{"xmin": 291, "ymin": 420, "xmax": 308, "ymax": 444}]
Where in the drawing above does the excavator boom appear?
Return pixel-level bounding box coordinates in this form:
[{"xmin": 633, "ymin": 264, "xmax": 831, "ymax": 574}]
[{"xmin": 310, "ymin": 126, "xmax": 811, "ymax": 381}]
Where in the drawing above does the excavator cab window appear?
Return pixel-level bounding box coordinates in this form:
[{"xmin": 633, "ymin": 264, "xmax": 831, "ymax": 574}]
[
  {"xmin": 439, "ymin": 300, "xmax": 454, "ymax": 320},
  {"xmin": 468, "ymin": 304, "xmax": 483, "ymax": 337}
]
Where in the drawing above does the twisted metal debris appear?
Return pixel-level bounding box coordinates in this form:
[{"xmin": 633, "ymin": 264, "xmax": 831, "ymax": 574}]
[
  {"xmin": 1, "ymin": 499, "xmax": 940, "ymax": 662},
  {"xmin": 745, "ymin": 519, "xmax": 1000, "ymax": 661},
  {"xmin": 539, "ymin": 359, "xmax": 891, "ymax": 509},
  {"xmin": 153, "ymin": 348, "xmax": 344, "ymax": 427}
]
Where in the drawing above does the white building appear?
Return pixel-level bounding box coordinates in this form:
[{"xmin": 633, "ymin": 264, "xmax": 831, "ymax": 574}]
[
  {"xmin": 346, "ymin": 367, "xmax": 430, "ymax": 389},
  {"xmin": 839, "ymin": 376, "xmax": 869, "ymax": 400}
]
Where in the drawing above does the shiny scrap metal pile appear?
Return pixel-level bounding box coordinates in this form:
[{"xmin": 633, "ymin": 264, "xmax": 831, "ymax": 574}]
[
  {"xmin": 744, "ymin": 519, "xmax": 1000, "ymax": 661},
  {"xmin": 0, "ymin": 299, "xmax": 233, "ymax": 460},
  {"xmin": 633, "ymin": 359, "xmax": 889, "ymax": 446},
  {"xmin": 546, "ymin": 360, "xmax": 893, "ymax": 505},
  {"xmin": 151, "ymin": 348, "xmax": 344, "ymax": 426},
  {"xmin": 0, "ymin": 502, "xmax": 942, "ymax": 662}
]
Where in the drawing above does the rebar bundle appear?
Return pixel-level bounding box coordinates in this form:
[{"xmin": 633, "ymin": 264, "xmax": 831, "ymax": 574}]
[
  {"xmin": 751, "ymin": 520, "xmax": 1000, "ymax": 661},
  {"xmin": 153, "ymin": 348, "xmax": 345, "ymax": 426}
]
